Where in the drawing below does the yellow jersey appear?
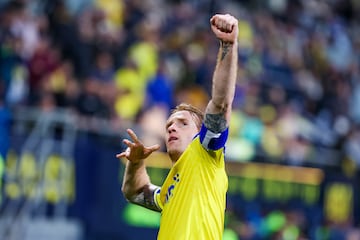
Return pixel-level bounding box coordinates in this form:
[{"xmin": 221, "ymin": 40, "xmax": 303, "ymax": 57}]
[{"xmin": 155, "ymin": 135, "xmax": 228, "ymax": 240}]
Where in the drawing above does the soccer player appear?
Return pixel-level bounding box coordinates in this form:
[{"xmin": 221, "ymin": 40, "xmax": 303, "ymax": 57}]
[{"xmin": 117, "ymin": 13, "xmax": 238, "ymax": 239}]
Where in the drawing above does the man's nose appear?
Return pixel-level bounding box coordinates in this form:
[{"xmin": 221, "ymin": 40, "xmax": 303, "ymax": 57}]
[{"xmin": 167, "ymin": 122, "xmax": 177, "ymax": 133}]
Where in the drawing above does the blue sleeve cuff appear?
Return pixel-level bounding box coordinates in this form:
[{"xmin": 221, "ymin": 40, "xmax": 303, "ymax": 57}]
[{"xmin": 199, "ymin": 123, "xmax": 228, "ymax": 150}]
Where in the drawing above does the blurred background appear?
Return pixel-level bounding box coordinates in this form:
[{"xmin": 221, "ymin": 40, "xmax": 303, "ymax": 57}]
[{"xmin": 0, "ymin": 0, "xmax": 359, "ymax": 239}]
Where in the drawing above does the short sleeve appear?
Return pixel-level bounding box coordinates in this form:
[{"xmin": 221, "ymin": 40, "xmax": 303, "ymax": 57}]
[{"xmin": 154, "ymin": 187, "xmax": 163, "ymax": 211}]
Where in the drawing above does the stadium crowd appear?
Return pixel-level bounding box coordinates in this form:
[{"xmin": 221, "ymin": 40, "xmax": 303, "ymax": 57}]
[{"xmin": 0, "ymin": 0, "xmax": 360, "ymax": 239}]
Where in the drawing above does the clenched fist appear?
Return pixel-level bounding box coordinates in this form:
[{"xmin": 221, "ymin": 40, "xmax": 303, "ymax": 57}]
[{"xmin": 210, "ymin": 14, "xmax": 238, "ymax": 44}]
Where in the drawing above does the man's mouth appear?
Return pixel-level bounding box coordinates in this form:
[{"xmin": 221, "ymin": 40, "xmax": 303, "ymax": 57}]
[{"xmin": 168, "ymin": 136, "xmax": 178, "ymax": 143}]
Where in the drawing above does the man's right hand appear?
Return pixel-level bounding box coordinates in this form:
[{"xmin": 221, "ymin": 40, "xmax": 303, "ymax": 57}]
[
  {"xmin": 116, "ymin": 128, "xmax": 160, "ymax": 163},
  {"xmin": 210, "ymin": 14, "xmax": 238, "ymax": 44}
]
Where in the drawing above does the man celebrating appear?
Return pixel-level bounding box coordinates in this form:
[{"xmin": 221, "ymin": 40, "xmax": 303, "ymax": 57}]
[{"xmin": 117, "ymin": 13, "xmax": 238, "ymax": 239}]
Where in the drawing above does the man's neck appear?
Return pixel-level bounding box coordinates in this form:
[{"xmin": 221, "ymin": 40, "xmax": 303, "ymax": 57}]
[{"xmin": 169, "ymin": 153, "xmax": 180, "ymax": 164}]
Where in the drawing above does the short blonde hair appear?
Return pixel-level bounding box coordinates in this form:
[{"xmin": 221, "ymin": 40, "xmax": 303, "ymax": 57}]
[{"xmin": 171, "ymin": 103, "xmax": 204, "ymax": 130}]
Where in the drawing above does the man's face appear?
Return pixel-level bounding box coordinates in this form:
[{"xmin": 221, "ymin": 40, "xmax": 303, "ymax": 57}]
[{"xmin": 165, "ymin": 110, "xmax": 199, "ymax": 162}]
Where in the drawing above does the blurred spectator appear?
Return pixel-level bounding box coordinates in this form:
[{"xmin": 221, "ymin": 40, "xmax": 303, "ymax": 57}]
[
  {"xmin": 0, "ymin": 33, "xmax": 28, "ymax": 107},
  {"xmin": 27, "ymin": 36, "xmax": 60, "ymax": 105},
  {"xmin": 89, "ymin": 49, "xmax": 115, "ymax": 83},
  {"xmin": 94, "ymin": 0, "xmax": 124, "ymax": 33},
  {"xmin": 128, "ymin": 24, "xmax": 159, "ymax": 82},
  {"xmin": 75, "ymin": 77, "xmax": 110, "ymax": 119},
  {"xmin": 0, "ymin": 94, "xmax": 11, "ymax": 159},
  {"xmin": 144, "ymin": 59, "xmax": 175, "ymax": 112},
  {"xmin": 344, "ymin": 126, "xmax": 360, "ymax": 168},
  {"xmin": 325, "ymin": 17, "xmax": 354, "ymax": 72},
  {"xmin": 41, "ymin": 59, "xmax": 73, "ymax": 107},
  {"xmin": 4, "ymin": 0, "xmax": 43, "ymax": 60},
  {"xmin": 113, "ymin": 59, "xmax": 145, "ymax": 121},
  {"xmin": 136, "ymin": 104, "xmax": 168, "ymax": 150}
]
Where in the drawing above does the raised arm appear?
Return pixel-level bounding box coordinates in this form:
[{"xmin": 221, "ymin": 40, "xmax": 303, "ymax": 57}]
[
  {"xmin": 117, "ymin": 129, "xmax": 161, "ymax": 212},
  {"xmin": 205, "ymin": 14, "xmax": 238, "ymax": 131}
]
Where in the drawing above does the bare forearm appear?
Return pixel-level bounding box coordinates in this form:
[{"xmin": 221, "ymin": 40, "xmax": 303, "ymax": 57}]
[
  {"xmin": 121, "ymin": 160, "xmax": 161, "ymax": 212},
  {"xmin": 207, "ymin": 40, "xmax": 238, "ymax": 120},
  {"xmin": 121, "ymin": 160, "xmax": 150, "ymax": 199}
]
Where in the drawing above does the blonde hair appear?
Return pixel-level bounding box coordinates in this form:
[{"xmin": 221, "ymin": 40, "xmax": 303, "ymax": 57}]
[{"xmin": 171, "ymin": 103, "xmax": 204, "ymax": 130}]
